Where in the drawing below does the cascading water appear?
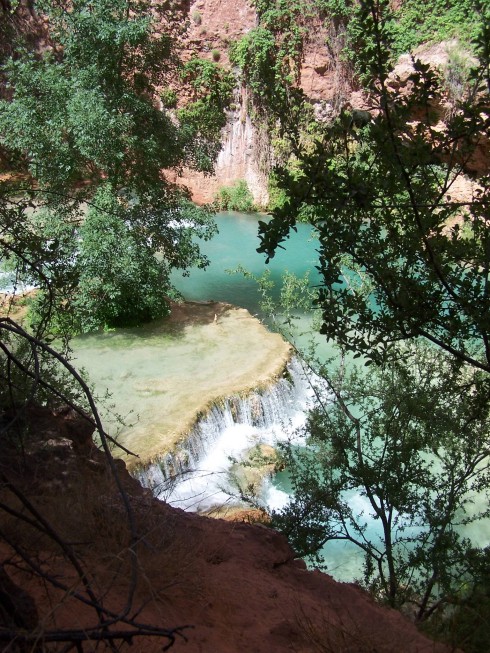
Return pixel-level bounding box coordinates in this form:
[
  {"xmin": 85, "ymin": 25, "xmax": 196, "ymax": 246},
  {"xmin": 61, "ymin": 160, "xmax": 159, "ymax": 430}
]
[{"xmin": 137, "ymin": 357, "xmax": 313, "ymax": 512}]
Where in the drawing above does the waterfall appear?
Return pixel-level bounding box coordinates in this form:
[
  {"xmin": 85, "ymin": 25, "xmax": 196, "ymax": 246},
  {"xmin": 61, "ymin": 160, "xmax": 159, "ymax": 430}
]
[
  {"xmin": 214, "ymin": 111, "xmax": 270, "ymax": 208},
  {"xmin": 137, "ymin": 357, "xmax": 313, "ymax": 512}
]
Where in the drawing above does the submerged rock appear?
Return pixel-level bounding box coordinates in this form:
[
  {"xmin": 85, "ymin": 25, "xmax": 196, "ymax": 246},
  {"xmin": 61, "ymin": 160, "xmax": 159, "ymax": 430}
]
[{"xmin": 72, "ymin": 302, "xmax": 291, "ymax": 468}]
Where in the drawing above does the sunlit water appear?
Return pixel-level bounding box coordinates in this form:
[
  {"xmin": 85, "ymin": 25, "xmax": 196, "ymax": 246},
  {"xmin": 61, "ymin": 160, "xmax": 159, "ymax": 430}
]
[
  {"xmin": 71, "ymin": 211, "xmax": 321, "ymax": 492},
  {"xmin": 137, "ymin": 357, "xmax": 313, "ymax": 512},
  {"xmin": 171, "ymin": 211, "xmax": 321, "ymax": 313},
  {"xmin": 171, "ymin": 212, "xmax": 490, "ymax": 577}
]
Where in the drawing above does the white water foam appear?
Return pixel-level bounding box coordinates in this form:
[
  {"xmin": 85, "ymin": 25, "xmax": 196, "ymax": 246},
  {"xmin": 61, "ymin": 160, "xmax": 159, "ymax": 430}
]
[{"xmin": 137, "ymin": 357, "xmax": 313, "ymax": 512}]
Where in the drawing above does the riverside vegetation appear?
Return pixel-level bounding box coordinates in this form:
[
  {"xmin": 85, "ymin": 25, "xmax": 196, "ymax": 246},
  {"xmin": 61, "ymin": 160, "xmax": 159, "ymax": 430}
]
[
  {"xmin": 0, "ymin": 0, "xmax": 235, "ymax": 649},
  {"xmin": 0, "ymin": 0, "xmax": 490, "ymax": 651},
  {"xmin": 248, "ymin": 0, "xmax": 490, "ymax": 649},
  {"xmin": 0, "ymin": 0, "xmax": 235, "ymax": 336}
]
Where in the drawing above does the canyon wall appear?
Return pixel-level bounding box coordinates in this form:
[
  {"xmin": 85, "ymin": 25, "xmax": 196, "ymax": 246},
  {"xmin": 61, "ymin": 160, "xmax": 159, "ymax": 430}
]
[
  {"xmin": 171, "ymin": 1, "xmax": 487, "ymax": 206},
  {"xmin": 172, "ymin": 0, "xmax": 367, "ymax": 206}
]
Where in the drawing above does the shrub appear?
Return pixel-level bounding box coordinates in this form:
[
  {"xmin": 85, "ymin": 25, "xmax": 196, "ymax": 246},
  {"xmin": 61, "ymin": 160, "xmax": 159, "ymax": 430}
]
[
  {"xmin": 215, "ymin": 180, "xmax": 256, "ymax": 212},
  {"xmin": 443, "ymin": 43, "xmax": 473, "ymax": 105},
  {"xmin": 392, "ymin": 0, "xmax": 480, "ymax": 55},
  {"xmin": 160, "ymin": 88, "xmax": 178, "ymax": 109},
  {"xmin": 212, "ymin": 49, "xmax": 220, "ymax": 62},
  {"xmin": 267, "ymin": 173, "xmax": 288, "ymax": 212}
]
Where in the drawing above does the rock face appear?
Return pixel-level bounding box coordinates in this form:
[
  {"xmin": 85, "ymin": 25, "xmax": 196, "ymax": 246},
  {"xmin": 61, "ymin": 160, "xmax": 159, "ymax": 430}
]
[
  {"xmin": 171, "ymin": 0, "xmax": 368, "ymax": 206},
  {"xmin": 168, "ymin": 100, "xmax": 271, "ymax": 206},
  {"xmin": 174, "ymin": 1, "xmax": 365, "ymax": 206},
  {"xmin": 167, "ymin": 0, "xmax": 267, "ymax": 204},
  {"xmin": 387, "ymin": 41, "xmax": 489, "ymax": 176},
  {"xmin": 0, "ymin": 412, "xmax": 453, "ymax": 652},
  {"xmin": 172, "ymin": 3, "xmax": 488, "ymax": 204}
]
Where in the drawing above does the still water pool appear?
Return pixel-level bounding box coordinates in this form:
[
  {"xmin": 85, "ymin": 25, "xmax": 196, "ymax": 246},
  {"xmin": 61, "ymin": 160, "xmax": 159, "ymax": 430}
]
[{"xmin": 171, "ymin": 211, "xmax": 321, "ymax": 315}]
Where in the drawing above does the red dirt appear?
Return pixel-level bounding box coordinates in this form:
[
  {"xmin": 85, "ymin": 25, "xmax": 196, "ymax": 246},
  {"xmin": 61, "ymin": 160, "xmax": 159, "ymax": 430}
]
[{"xmin": 0, "ymin": 408, "xmax": 453, "ymax": 652}]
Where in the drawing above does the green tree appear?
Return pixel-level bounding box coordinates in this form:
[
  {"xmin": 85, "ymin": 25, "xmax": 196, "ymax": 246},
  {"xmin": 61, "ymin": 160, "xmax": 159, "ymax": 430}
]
[
  {"xmin": 251, "ymin": 0, "xmax": 490, "ymax": 635},
  {"xmin": 393, "ymin": 0, "xmax": 481, "ymax": 55},
  {"xmin": 438, "ymin": 546, "xmax": 490, "ymax": 652},
  {"xmin": 0, "ymin": 2, "xmax": 232, "ymax": 646},
  {"xmin": 0, "ymin": 0, "xmax": 232, "ymax": 334},
  {"xmin": 233, "ymin": 267, "xmax": 490, "ymax": 625},
  {"xmin": 24, "ymin": 184, "xmax": 216, "ymax": 333},
  {"xmin": 272, "ymin": 343, "xmax": 490, "ymax": 620},
  {"xmin": 214, "ymin": 180, "xmax": 256, "ymax": 212},
  {"xmin": 258, "ymin": 0, "xmax": 490, "ymax": 375}
]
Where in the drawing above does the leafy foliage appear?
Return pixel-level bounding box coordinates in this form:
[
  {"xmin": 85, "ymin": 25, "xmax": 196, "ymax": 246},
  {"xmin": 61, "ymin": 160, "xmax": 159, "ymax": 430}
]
[
  {"xmin": 258, "ymin": 0, "xmax": 490, "ymax": 374},
  {"xmin": 393, "ymin": 0, "xmax": 481, "ymax": 55},
  {"xmin": 271, "ymin": 343, "xmax": 490, "ymax": 619},
  {"xmin": 231, "ymin": 0, "xmax": 485, "ymax": 194},
  {"xmin": 317, "ymin": 0, "xmax": 481, "ymax": 57},
  {"xmin": 0, "ymin": 4, "xmax": 229, "ymax": 645},
  {"xmin": 178, "ymin": 57, "xmax": 235, "ymax": 170},
  {"xmin": 434, "ymin": 547, "xmax": 490, "ymax": 652},
  {"xmin": 248, "ymin": 0, "xmax": 490, "ymax": 636},
  {"xmin": 230, "ymin": 27, "xmax": 278, "ymax": 104},
  {"xmin": 20, "ymin": 184, "xmax": 218, "ymax": 335},
  {"xmin": 214, "ymin": 180, "xmax": 256, "ymax": 212},
  {"xmin": 229, "ymin": 0, "xmax": 310, "ymax": 130},
  {"xmin": 0, "ymin": 0, "xmax": 230, "ymax": 334},
  {"xmin": 1, "ymin": 0, "xmax": 181, "ymax": 192}
]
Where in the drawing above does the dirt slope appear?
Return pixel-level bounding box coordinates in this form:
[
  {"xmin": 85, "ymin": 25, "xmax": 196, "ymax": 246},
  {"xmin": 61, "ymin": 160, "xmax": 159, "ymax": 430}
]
[{"xmin": 0, "ymin": 411, "xmax": 452, "ymax": 652}]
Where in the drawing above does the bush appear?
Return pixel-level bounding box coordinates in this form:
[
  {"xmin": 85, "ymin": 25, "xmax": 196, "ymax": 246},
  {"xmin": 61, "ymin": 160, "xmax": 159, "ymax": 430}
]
[
  {"xmin": 215, "ymin": 180, "xmax": 256, "ymax": 212},
  {"xmin": 212, "ymin": 49, "xmax": 220, "ymax": 62},
  {"xmin": 392, "ymin": 0, "xmax": 480, "ymax": 54},
  {"xmin": 267, "ymin": 172, "xmax": 288, "ymax": 212},
  {"xmin": 160, "ymin": 88, "xmax": 178, "ymax": 109},
  {"xmin": 443, "ymin": 43, "xmax": 473, "ymax": 105}
]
